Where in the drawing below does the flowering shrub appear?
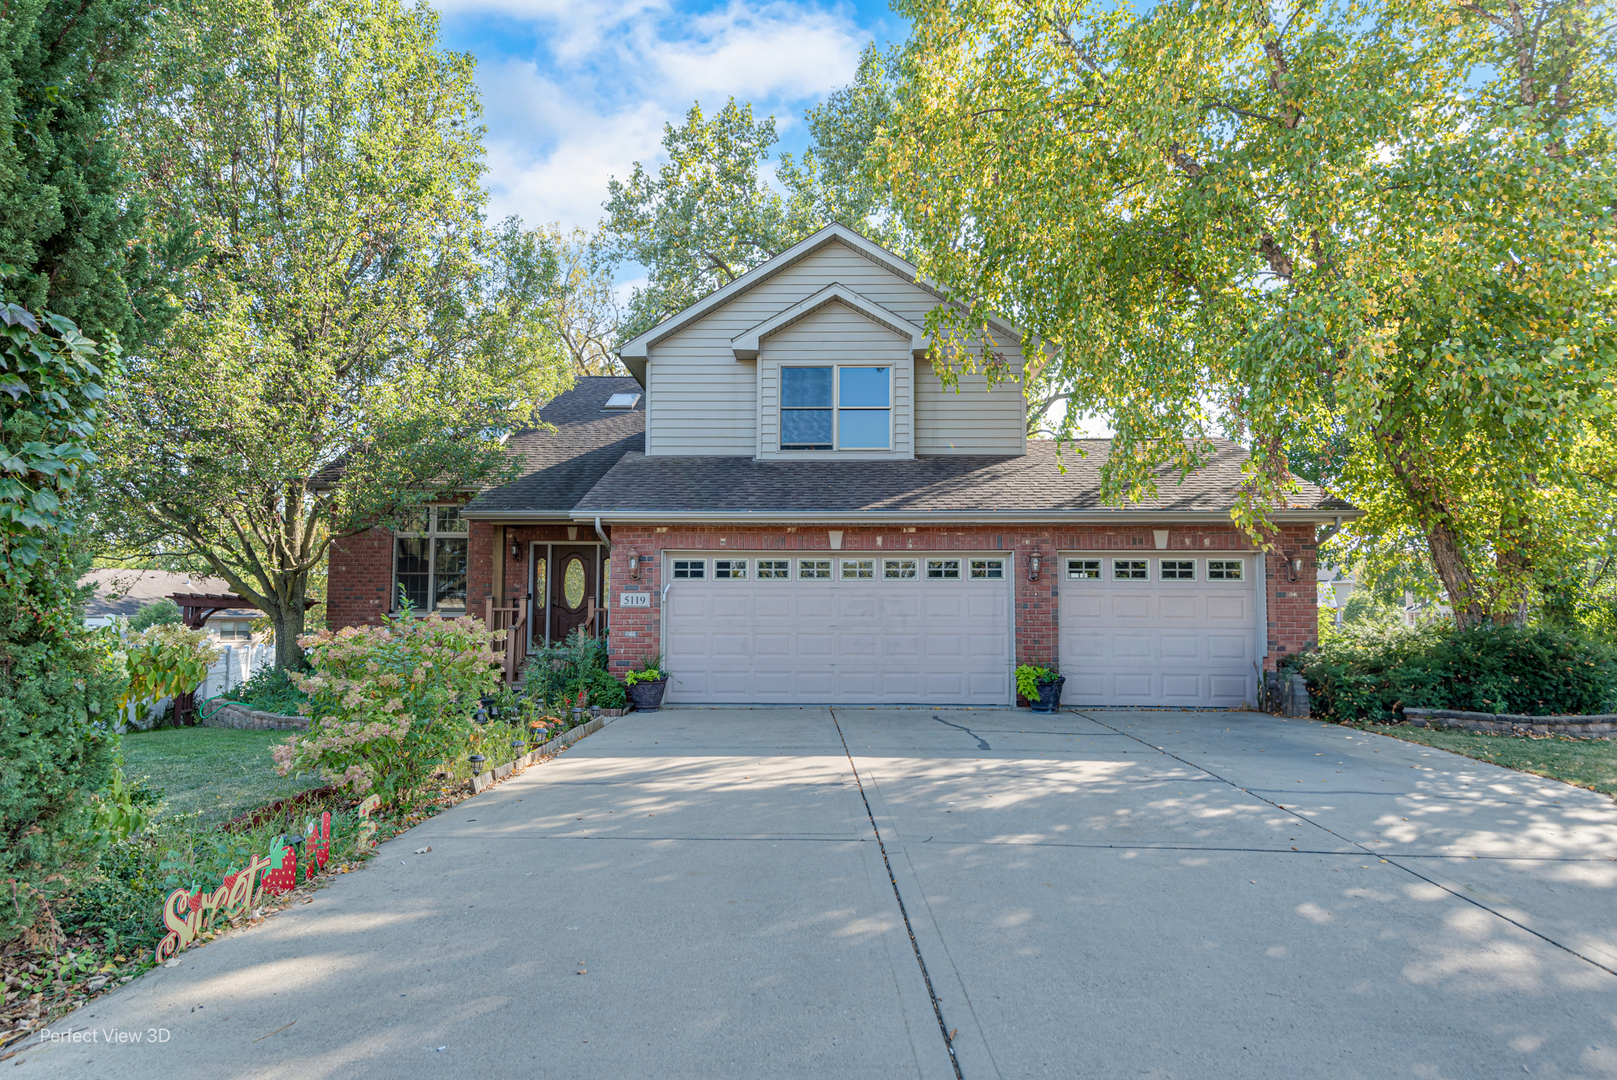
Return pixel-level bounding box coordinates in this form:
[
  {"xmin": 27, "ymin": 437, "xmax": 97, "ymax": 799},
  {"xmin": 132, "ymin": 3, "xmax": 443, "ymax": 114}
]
[{"xmin": 272, "ymin": 613, "xmax": 501, "ymax": 808}]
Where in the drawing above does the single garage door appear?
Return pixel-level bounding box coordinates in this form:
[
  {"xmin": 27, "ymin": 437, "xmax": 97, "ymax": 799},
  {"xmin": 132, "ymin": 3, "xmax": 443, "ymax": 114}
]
[
  {"xmin": 1059, "ymin": 553, "xmax": 1259, "ymax": 707},
  {"xmin": 662, "ymin": 552, "xmax": 1013, "ymax": 705}
]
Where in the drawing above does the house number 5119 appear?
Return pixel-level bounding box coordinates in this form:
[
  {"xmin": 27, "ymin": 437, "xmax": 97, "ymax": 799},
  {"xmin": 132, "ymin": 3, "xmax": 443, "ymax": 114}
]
[{"xmin": 619, "ymin": 592, "xmax": 651, "ymax": 608}]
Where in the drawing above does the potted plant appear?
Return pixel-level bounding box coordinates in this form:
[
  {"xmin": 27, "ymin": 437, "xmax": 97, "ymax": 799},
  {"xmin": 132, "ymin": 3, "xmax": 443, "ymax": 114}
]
[
  {"xmin": 1015, "ymin": 665, "xmax": 1065, "ymax": 712},
  {"xmin": 625, "ymin": 654, "xmax": 669, "ymax": 712}
]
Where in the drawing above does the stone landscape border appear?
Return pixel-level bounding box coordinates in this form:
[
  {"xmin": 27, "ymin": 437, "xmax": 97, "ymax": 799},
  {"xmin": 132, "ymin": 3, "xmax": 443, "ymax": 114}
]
[
  {"xmin": 203, "ymin": 701, "xmax": 309, "ymax": 731},
  {"xmin": 470, "ymin": 714, "xmax": 613, "ymax": 792},
  {"xmin": 1403, "ymin": 707, "xmax": 1615, "ymax": 739}
]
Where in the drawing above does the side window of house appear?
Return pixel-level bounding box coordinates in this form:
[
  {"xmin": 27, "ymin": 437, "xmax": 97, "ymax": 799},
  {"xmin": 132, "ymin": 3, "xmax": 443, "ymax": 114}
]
[
  {"xmin": 780, "ymin": 366, "xmax": 890, "ymax": 451},
  {"xmin": 393, "ymin": 506, "xmax": 467, "ymax": 614}
]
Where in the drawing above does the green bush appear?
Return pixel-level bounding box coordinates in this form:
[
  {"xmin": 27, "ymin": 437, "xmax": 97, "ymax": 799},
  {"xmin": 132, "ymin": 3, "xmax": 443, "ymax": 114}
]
[
  {"xmin": 222, "ymin": 666, "xmax": 306, "ymax": 715},
  {"xmin": 0, "ymin": 549, "xmax": 122, "ymax": 943},
  {"xmin": 128, "ymin": 598, "xmax": 182, "ymax": 632},
  {"xmin": 524, "ymin": 629, "xmax": 610, "ymax": 709},
  {"xmin": 1296, "ymin": 622, "xmax": 1617, "ymax": 723},
  {"xmin": 585, "ymin": 666, "xmax": 627, "ymax": 709}
]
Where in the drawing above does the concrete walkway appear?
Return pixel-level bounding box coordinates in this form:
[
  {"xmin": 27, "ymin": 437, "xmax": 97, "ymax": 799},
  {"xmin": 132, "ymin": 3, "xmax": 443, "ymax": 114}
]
[{"xmin": 15, "ymin": 709, "xmax": 1617, "ymax": 1079}]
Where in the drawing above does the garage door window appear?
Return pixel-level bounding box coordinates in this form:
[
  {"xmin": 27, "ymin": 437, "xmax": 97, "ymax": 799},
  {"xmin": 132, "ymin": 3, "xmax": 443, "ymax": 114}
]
[
  {"xmin": 1067, "ymin": 559, "xmax": 1101, "ymax": 579},
  {"xmin": 673, "ymin": 559, "xmax": 706, "ymax": 579},
  {"xmin": 757, "ymin": 559, "xmax": 790, "ymax": 579},
  {"xmin": 883, "ymin": 558, "xmax": 918, "ymax": 579},
  {"xmin": 970, "ymin": 558, "xmax": 1005, "ymax": 579},
  {"xmin": 798, "ymin": 558, "xmax": 832, "ymax": 580},
  {"xmin": 1113, "ymin": 559, "xmax": 1148, "ymax": 580},
  {"xmin": 1208, "ymin": 560, "xmax": 1244, "ymax": 580},
  {"xmin": 927, "ymin": 559, "xmax": 961, "ymax": 579},
  {"xmin": 1160, "ymin": 560, "xmax": 1196, "ymax": 580},
  {"xmin": 840, "ymin": 558, "xmax": 875, "ymax": 579},
  {"xmin": 714, "ymin": 559, "xmax": 748, "ymax": 579}
]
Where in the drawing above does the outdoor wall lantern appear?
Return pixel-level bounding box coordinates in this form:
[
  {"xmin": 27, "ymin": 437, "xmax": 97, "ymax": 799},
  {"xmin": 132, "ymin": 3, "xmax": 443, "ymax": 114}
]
[
  {"xmin": 1287, "ymin": 555, "xmax": 1304, "ymax": 581},
  {"xmin": 628, "ymin": 552, "xmax": 641, "ymax": 579},
  {"xmin": 1028, "ymin": 553, "xmax": 1041, "ymax": 580},
  {"xmin": 510, "ymin": 539, "xmax": 521, "ymax": 558}
]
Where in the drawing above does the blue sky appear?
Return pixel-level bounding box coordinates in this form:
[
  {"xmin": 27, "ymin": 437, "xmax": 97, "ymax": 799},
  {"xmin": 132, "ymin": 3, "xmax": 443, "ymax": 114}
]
[{"xmin": 433, "ymin": 0, "xmax": 905, "ymax": 230}]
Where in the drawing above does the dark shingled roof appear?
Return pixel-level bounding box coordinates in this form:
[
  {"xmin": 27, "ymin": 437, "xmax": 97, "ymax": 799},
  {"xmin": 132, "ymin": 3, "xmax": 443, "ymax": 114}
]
[
  {"xmin": 571, "ymin": 440, "xmax": 1346, "ymax": 516},
  {"xmin": 465, "ymin": 376, "xmax": 645, "ymax": 516}
]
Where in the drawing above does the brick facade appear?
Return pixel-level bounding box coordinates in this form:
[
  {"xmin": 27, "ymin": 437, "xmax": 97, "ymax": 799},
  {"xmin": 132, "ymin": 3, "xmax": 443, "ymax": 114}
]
[{"xmin": 327, "ymin": 518, "xmax": 1321, "ymax": 680}]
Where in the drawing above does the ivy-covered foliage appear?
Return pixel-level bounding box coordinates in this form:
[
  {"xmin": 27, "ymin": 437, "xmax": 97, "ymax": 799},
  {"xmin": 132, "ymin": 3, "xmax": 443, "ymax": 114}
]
[
  {"xmin": 0, "ymin": 542, "xmax": 121, "ymax": 943},
  {"xmin": 127, "ymin": 598, "xmax": 180, "ymax": 632},
  {"xmin": 1295, "ymin": 623, "xmax": 1617, "ymax": 724}
]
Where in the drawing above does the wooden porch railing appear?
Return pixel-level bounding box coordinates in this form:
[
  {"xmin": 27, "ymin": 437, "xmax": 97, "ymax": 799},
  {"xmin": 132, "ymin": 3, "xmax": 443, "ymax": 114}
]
[{"xmin": 484, "ymin": 598, "xmax": 528, "ymax": 685}]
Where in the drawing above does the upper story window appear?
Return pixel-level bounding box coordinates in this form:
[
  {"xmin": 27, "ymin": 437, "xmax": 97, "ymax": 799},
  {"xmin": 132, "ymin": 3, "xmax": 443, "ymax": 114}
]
[
  {"xmin": 393, "ymin": 505, "xmax": 467, "ymax": 615},
  {"xmin": 781, "ymin": 365, "xmax": 891, "ymax": 451}
]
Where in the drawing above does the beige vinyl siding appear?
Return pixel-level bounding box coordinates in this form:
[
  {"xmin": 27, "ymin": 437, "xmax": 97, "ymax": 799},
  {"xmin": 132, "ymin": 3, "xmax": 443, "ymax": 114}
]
[
  {"xmin": 646, "ymin": 242, "xmax": 1024, "ymax": 457},
  {"xmin": 757, "ymin": 302, "xmax": 913, "ymax": 460},
  {"xmin": 914, "ymin": 362, "xmax": 1026, "ymax": 455}
]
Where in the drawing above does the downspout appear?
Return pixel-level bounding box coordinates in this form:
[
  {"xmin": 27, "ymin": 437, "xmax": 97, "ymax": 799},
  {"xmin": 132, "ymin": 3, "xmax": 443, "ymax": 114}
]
[
  {"xmin": 1315, "ymin": 516, "xmax": 1344, "ymax": 547},
  {"xmin": 594, "ymin": 516, "xmax": 609, "ymax": 545}
]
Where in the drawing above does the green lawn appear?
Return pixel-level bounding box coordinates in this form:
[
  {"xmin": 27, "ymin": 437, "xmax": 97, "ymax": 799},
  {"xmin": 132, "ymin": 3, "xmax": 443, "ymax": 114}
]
[
  {"xmin": 120, "ymin": 727, "xmax": 325, "ymax": 822},
  {"xmin": 1378, "ymin": 724, "xmax": 1617, "ymax": 801}
]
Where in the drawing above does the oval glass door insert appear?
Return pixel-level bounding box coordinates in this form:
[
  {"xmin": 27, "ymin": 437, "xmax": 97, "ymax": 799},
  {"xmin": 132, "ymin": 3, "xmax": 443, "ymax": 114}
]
[{"xmin": 562, "ymin": 556, "xmax": 586, "ymax": 609}]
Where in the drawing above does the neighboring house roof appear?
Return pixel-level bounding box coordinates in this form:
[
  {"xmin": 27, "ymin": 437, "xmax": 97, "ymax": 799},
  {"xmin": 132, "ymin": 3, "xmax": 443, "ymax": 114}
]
[
  {"xmin": 570, "ymin": 440, "xmax": 1354, "ymax": 523},
  {"xmin": 464, "ymin": 376, "xmax": 645, "ymax": 519},
  {"xmin": 615, "ymin": 224, "xmax": 1026, "ymax": 383},
  {"xmin": 82, "ymin": 569, "xmax": 258, "ymax": 620}
]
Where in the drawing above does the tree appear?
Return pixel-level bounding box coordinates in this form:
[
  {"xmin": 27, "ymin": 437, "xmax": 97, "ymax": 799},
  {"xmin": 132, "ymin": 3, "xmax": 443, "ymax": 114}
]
[
  {"xmin": 877, "ymin": 0, "xmax": 1617, "ymax": 626},
  {"xmin": 603, "ymin": 94, "xmax": 901, "ymax": 341},
  {"xmin": 0, "ymin": 0, "xmax": 174, "ymax": 349},
  {"xmin": 0, "ymin": 303, "xmax": 119, "ymax": 944},
  {"xmin": 94, "ymin": 0, "xmax": 572, "ymax": 671},
  {"xmin": 545, "ymin": 225, "xmax": 624, "ymax": 376}
]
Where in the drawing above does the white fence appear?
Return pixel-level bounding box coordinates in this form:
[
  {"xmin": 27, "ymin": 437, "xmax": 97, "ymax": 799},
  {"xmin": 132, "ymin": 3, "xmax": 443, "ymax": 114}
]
[{"xmin": 199, "ymin": 643, "xmax": 275, "ymax": 700}]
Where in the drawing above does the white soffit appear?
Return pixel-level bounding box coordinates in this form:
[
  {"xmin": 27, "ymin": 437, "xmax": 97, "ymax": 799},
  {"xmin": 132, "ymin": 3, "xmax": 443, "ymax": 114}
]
[{"xmin": 730, "ymin": 284, "xmax": 930, "ymax": 360}]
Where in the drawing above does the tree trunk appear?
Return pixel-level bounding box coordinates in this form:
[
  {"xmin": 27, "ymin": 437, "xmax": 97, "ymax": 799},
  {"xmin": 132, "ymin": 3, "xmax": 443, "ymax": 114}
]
[
  {"xmin": 1376, "ymin": 424, "xmax": 1489, "ymax": 628},
  {"xmin": 267, "ymin": 573, "xmax": 309, "ymax": 672}
]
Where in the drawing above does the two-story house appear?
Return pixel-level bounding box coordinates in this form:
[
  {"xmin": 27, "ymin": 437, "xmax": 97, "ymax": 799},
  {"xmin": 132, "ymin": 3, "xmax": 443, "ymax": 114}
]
[{"xmin": 327, "ymin": 225, "xmax": 1350, "ymax": 707}]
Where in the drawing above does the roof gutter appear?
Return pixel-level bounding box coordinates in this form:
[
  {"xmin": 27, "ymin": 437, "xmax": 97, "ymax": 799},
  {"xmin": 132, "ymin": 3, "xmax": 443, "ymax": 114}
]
[
  {"xmin": 571, "ymin": 508, "xmax": 1364, "ymax": 526},
  {"xmin": 459, "ymin": 510, "xmax": 580, "ymax": 522}
]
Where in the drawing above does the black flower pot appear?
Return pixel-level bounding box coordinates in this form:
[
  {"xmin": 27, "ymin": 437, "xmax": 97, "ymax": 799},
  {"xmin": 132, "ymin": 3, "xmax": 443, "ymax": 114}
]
[
  {"xmin": 627, "ymin": 678, "xmax": 669, "ymax": 712},
  {"xmin": 1030, "ymin": 677, "xmax": 1065, "ymax": 713}
]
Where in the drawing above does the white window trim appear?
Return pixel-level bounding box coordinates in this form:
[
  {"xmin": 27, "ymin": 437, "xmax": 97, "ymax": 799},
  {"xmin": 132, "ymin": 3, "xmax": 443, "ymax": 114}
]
[
  {"xmin": 1159, "ymin": 559, "xmax": 1197, "ymax": 581},
  {"xmin": 779, "ymin": 363, "xmax": 894, "ymax": 453},
  {"xmin": 391, "ymin": 505, "xmax": 469, "ymax": 614}
]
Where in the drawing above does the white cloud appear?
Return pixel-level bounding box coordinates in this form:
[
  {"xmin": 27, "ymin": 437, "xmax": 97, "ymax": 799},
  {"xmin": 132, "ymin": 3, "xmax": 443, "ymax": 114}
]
[{"xmin": 438, "ymin": 0, "xmax": 868, "ymax": 231}]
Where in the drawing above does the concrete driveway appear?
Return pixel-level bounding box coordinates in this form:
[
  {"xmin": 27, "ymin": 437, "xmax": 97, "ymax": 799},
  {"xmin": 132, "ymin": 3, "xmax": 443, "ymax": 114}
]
[{"xmin": 16, "ymin": 708, "xmax": 1617, "ymax": 1079}]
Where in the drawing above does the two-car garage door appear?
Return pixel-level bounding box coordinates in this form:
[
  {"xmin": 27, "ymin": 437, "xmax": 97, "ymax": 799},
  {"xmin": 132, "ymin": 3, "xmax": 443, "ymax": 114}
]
[
  {"xmin": 663, "ymin": 552, "xmax": 1012, "ymax": 704},
  {"xmin": 1059, "ymin": 553, "xmax": 1259, "ymax": 708}
]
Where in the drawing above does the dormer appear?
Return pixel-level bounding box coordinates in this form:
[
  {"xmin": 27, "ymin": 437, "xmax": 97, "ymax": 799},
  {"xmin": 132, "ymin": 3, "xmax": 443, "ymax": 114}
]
[{"xmin": 617, "ymin": 224, "xmax": 1026, "ymax": 460}]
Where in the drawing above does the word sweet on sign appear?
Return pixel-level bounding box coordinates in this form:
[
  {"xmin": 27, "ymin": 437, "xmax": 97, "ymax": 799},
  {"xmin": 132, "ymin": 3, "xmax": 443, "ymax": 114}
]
[{"xmin": 154, "ymin": 795, "xmax": 382, "ymax": 961}]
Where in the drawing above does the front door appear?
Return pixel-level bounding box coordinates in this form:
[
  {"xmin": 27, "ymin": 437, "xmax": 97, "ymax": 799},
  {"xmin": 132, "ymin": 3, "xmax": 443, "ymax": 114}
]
[{"xmin": 548, "ymin": 545, "xmax": 599, "ymax": 643}]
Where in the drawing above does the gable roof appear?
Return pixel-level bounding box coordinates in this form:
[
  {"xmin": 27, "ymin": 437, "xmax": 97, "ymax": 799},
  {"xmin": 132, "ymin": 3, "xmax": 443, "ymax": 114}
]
[
  {"xmin": 571, "ymin": 440, "xmax": 1356, "ymax": 523},
  {"xmin": 730, "ymin": 285, "xmax": 930, "ymax": 360},
  {"xmin": 616, "ymin": 223, "xmax": 1025, "ymax": 382},
  {"xmin": 463, "ymin": 376, "xmax": 644, "ymax": 519}
]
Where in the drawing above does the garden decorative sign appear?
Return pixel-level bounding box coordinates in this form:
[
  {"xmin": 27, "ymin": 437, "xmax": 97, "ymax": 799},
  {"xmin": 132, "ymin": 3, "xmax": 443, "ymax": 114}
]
[{"xmin": 154, "ymin": 796, "xmax": 381, "ymax": 961}]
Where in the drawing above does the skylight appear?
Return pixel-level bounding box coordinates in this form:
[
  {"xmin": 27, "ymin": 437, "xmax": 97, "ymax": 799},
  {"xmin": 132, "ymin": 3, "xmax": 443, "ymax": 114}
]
[{"xmin": 603, "ymin": 392, "xmax": 641, "ymax": 410}]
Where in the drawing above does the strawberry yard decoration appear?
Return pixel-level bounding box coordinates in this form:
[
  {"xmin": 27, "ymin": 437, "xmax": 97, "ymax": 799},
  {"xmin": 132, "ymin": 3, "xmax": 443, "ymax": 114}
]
[{"xmin": 154, "ymin": 810, "xmax": 346, "ymax": 961}]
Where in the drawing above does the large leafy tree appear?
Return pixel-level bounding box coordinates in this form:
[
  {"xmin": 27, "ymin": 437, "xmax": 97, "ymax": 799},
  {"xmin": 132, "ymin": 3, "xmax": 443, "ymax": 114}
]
[
  {"xmin": 603, "ymin": 93, "xmax": 902, "ymax": 341},
  {"xmin": 0, "ymin": 0, "xmax": 174, "ymax": 348},
  {"xmin": 95, "ymin": 0, "xmax": 572, "ymax": 670},
  {"xmin": 877, "ymin": 0, "xmax": 1617, "ymax": 626}
]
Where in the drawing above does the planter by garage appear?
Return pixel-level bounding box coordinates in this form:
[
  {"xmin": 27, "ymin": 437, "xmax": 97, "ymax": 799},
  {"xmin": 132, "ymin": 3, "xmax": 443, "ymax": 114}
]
[
  {"xmin": 1030, "ymin": 678, "xmax": 1065, "ymax": 713},
  {"xmin": 627, "ymin": 677, "xmax": 669, "ymax": 712}
]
